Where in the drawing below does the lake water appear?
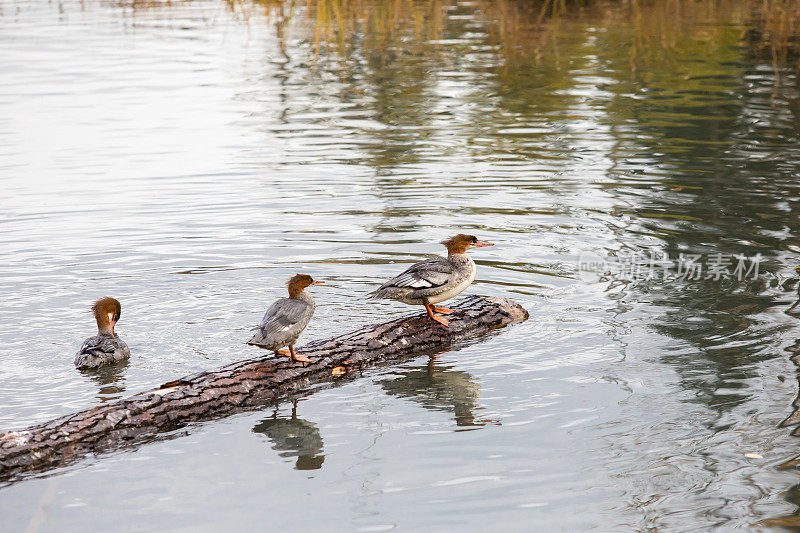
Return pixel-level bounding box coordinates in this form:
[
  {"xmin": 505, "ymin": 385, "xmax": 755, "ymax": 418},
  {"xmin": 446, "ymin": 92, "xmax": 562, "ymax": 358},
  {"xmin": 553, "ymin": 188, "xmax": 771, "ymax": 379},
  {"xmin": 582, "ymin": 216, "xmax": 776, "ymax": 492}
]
[{"xmin": 3, "ymin": 0, "xmax": 800, "ymax": 530}]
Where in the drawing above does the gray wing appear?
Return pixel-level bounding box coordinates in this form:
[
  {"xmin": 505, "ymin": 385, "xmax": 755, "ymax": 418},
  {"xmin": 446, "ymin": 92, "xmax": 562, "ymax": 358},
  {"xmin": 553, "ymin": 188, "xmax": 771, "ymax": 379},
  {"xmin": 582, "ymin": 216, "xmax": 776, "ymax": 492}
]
[
  {"xmin": 74, "ymin": 335, "xmax": 129, "ymax": 368},
  {"xmin": 248, "ymin": 298, "xmax": 313, "ymax": 347},
  {"xmin": 77, "ymin": 335, "xmax": 116, "ymax": 357},
  {"xmin": 375, "ymin": 257, "xmax": 455, "ymax": 292}
]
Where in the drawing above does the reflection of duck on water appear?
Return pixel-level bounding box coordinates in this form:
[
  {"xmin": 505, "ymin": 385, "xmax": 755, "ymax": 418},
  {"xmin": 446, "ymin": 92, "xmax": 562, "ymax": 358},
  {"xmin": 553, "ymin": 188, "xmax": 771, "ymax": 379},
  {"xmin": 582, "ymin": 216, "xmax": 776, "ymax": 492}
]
[
  {"xmin": 252, "ymin": 400, "xmax": 325, "ymax": 470},
  {"xmin": 78, "ymin": 359, "xmax": 129, "ymax": 402},
  {"xmin": 378, "ymin": 357, "xmax": 499, "ymax": 429}
]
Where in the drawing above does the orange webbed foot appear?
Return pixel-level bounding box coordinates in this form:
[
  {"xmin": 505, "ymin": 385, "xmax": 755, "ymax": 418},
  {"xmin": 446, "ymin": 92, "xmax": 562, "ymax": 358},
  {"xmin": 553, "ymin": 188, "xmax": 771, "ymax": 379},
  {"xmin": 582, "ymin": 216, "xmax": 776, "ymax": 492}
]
[
  {"xmin": 433, "ymin": 307, "xmax": 453, "ymax": 314},
  {"xmin": 288, "ymin": 346, "xmax": 312, "ymax": 364},
  {"xmin": 424, "ymin": 304, "xmax": 451, "ymax": 327},
  {"xmin": 429, "ymin": 314, "xmax": 450, "ymax": 327},
  {"xmin": 275, "ymin": 348, "xmax": 290, "ymax": 357}
]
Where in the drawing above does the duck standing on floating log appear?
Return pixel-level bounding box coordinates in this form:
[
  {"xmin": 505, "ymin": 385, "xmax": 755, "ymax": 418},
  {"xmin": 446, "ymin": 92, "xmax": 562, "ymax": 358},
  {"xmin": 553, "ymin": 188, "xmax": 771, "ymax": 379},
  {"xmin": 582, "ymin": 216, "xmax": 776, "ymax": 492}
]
[
  {"xmin": 368, "ymin": 234, "xmax": 494, "ymax": 327},
  {"xmin": 74, "ymin": 297, "xmax": 131, "ymax": 369},
  {"xmin": 248, "ymin": 274, "xmax": 324, "ymax": 363}
]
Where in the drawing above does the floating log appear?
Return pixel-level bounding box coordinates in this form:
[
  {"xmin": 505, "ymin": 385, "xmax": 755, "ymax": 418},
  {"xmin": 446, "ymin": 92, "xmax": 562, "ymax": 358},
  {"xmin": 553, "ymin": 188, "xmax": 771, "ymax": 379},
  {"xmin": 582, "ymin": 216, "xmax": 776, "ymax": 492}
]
[{"xmin": 0, "ymin": 295, "xmax": 527, "ymax": 481}]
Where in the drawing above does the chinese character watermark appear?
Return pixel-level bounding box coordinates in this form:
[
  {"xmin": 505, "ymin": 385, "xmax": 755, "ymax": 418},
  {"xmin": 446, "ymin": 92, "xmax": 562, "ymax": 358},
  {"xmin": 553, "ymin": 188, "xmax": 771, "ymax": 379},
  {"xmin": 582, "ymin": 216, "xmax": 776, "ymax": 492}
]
[{"xmin": 577, "ymin": 250, "xmax": 763, "ymax": 283}]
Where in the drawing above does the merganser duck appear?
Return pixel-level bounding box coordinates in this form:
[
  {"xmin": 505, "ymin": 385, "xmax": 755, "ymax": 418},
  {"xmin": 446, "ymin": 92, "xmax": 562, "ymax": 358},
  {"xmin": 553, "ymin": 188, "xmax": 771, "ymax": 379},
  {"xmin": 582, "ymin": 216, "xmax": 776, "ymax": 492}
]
[
  {"xmin": 247, "ymin": 274, "xmax": 324, "ymax": 363},
  {"xmin": 74, "ymin": 297, "xmax": 131, "ymax": 369},
  {"xmin": 368, "ymin": 234, "xmax": 494, "ymax": 327}
]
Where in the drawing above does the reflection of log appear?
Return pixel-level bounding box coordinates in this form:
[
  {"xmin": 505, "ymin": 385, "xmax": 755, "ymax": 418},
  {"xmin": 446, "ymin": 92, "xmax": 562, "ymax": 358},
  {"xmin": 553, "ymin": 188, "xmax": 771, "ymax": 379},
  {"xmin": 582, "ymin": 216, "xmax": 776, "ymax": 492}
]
[{"xmin": 0, "ymin": 295, "xmax": 527, "ymax": 481}]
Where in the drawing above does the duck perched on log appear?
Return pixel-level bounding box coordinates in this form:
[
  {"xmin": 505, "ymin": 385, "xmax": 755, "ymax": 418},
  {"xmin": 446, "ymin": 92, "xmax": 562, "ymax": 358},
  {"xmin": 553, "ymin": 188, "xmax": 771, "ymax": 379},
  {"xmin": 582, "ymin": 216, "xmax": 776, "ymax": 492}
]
[
  {"xmin": 74, "ymin": 297, "xmax": 130, "ymax": 369},
  {"xmin": 1, "ymin": 295, "xmax": 527, "ymax": 482},
  {"xmin": 368, "ymin": 234, "xmax": 494, "ymax": 326},
  {"xmin": 248, "ymin": 274, "xmax": 324, "ymax": 363}
]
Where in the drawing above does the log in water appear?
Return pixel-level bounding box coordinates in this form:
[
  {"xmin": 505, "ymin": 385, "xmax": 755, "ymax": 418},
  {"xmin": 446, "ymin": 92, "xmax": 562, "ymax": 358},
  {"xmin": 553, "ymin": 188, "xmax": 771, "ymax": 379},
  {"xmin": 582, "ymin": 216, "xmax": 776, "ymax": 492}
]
[{"xmin": 0, "ymin": 295, "xmax": 528, "ymax": 481}]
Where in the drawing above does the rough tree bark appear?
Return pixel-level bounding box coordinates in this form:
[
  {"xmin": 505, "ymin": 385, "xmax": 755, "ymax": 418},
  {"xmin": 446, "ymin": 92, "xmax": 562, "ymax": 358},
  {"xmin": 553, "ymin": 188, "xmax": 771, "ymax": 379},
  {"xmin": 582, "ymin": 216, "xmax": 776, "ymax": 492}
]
[{"xmin": 0, "ymin": 295, "xmax": 527, "ymax": 481}]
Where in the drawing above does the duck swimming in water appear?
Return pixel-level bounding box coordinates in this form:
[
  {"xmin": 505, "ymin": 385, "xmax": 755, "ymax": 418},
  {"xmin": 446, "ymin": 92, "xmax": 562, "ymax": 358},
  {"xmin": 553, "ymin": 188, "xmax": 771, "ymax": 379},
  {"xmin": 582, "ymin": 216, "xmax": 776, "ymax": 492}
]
[
  {"xmin": 74, "ymin": 297, "xmax": 131, "ymax": 369},
  {"xmin": 368, "ymin": 234, "xmax": 494, "ymax": 327},
  {"xmin": 247, "ymin": 274, "xmax": 324, "ymax": 363}
]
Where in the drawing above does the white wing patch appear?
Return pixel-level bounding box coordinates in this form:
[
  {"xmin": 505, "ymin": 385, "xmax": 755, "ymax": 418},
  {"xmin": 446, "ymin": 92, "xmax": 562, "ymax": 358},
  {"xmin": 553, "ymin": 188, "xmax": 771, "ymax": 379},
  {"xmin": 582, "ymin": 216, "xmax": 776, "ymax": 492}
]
[
  {"xmin": 377, "ymin": 257, "xmax": 455, "ymax": 292},
  {"xmin": 281, "ymin": 326, "xmax": 291, "ymax": 331}
]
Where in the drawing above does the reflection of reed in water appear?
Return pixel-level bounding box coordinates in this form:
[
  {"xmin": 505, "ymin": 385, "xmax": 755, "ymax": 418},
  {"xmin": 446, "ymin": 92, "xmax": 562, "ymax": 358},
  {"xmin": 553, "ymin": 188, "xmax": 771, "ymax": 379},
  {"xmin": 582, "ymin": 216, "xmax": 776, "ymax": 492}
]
[
  {"xmin": 245, "ymin": 0, "xmax": 800, "ymax": 69},
  {"xmin": 78, "ymin": 360, "xmax": 129, "ymax": 402},
  {"xmin": 118, "ymin": 0, "xmax": 800, "ymax": 68},
  {"xmin": 252, "ymin": 400, "xmax": 325, "ymax": 470},
  {"xmin": 378, "ymin": 357, "xmax": 499, "ymax": 429}
]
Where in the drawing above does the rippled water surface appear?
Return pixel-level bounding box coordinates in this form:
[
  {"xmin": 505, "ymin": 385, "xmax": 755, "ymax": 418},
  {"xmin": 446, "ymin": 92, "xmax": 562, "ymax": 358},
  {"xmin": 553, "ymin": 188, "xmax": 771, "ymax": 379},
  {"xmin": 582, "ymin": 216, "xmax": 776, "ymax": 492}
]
[{"xmin": 4, "ymin": 0, "xmax": 800, "ymax": 530}]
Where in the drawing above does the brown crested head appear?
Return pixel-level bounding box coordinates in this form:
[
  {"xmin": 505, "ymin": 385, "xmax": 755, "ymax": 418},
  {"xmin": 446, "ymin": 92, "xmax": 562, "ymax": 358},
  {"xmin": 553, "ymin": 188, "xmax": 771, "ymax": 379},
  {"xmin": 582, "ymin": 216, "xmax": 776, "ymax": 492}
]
[
  {"xmin": 440, "ymin": 234, "xmax": 494, "ymax": 254},
  {"xmin": 92, "ymin": 297, "xmax": 122, "ymax": 336},
  {"xmin": 287, "ymin": 274, "xmax": 324, "ymax": 298}
]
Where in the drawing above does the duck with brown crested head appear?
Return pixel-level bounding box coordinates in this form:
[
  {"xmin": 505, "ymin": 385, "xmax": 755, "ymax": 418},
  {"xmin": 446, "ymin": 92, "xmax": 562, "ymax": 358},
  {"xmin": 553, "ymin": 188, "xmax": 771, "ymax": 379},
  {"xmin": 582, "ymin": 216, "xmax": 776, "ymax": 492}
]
[
  {"xmin": 367, "ymin": 234, "xmax": 494, "ymax": 327},
  {"xmin": 74, "ymin": 297, "xmax": 131, "ymax": 369},
  {"xmin": 247, "ymin": 274, "xmax": 324, "ymax": 363}
]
